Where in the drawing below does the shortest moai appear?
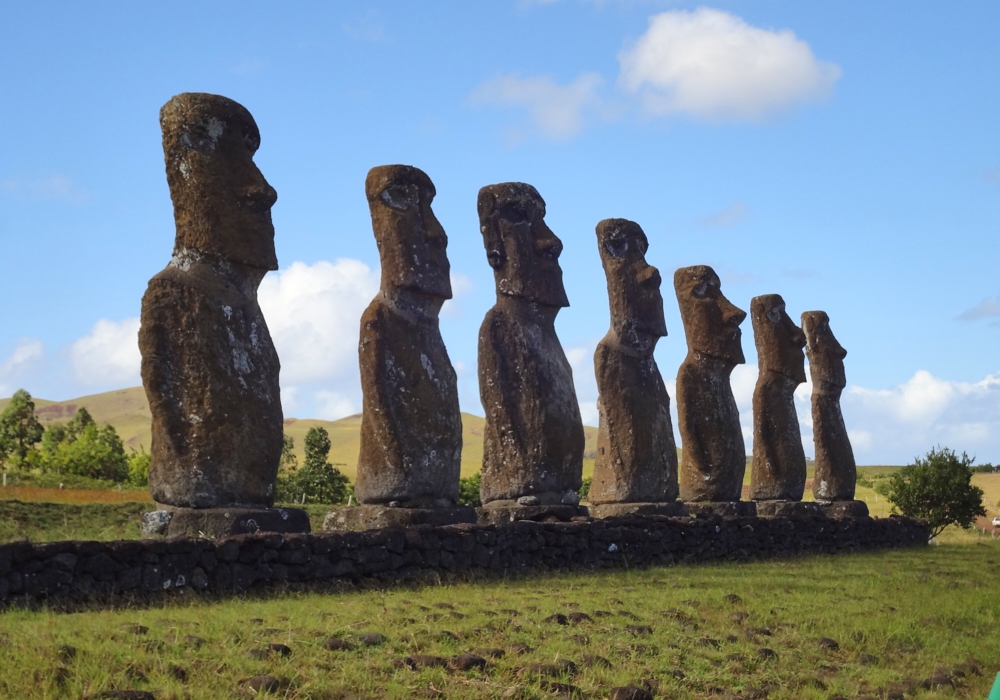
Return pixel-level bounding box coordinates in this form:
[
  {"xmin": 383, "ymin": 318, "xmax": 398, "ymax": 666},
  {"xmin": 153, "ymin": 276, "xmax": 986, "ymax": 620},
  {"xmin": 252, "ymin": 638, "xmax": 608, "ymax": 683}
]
[
  {"xmin": 589, "ymin": 219, "xmax": 686, "ymax": 518},
  {"xmin": 802, "ymin": 311, "xmax": 868, "ymax": 517},
  {"xmin": 749, "ymin": 294, "xmax": 821, "ymax": 517},
  {"xmin": 477, "ymin": 182, "xmax": 587, "ymax": 524},
  {"xmin": 324, "ymin": 165, "xmax": 475, "ymax": 531},
  {"xmin": 139, "ymin": 92, "xmax": 308, "ymax": 538},
  {"xmin": 674, "ymin": 265, "xmax": 755, "ymax": 517}
]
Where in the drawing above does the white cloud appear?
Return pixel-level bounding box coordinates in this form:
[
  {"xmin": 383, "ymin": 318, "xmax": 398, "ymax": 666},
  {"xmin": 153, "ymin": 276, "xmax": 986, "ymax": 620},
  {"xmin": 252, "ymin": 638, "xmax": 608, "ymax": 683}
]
[
  {"xmin": 0, "ymin": 174, "xmax": 88, "ymax": 204},
  {"xmin": 70, "ymin": 318, "xmax": 141, "ymax": 387},
  {"xmin": 0, "ymin": 339, "xmax": 45, "ymax": 396},
  {"xmin": 959, "ymin": 295, "xmax": 1000, "ymax": 321},
  {"xmin": 618, "ymin": 8, "xmax": 841, "ymax": 121},
  {"xmin": 470, "ymin": 72, "xmax": 605, "ymax": 140},
  {"xmin": 258, "ymin": 258, "xmax": 379, "ymax": 419},
  {"xmin": 702, "ymin": 201, "xmax": 748, "ymax": 227}
]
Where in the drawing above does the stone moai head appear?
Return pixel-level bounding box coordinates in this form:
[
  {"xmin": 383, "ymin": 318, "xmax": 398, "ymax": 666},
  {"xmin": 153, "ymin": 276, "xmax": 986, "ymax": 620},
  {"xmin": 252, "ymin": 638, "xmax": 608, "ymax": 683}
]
[
  {"xmin": 160, "ymin": 93, "xmax": 278, "ymax": 270},
  {"xmin": 366, "ymin": 165, "xmax": 452, "ymax": 300},
  {"xmin": 752, "ymin": 294, "xmax": 806, "ymax": 383},
  {"xmin": 477, "ymin": 182, "xmax": 568, "ymax": 308},
  {"xmin": 673, "ymin": 265, "xmax": 746, "ymax": 365},
  {"xmin": 802, "ymin": 311, "xmax": 847, "ymax": 388},
  {"xmin": 596, "ymin": 218, "xmax": 666, "ymax": 353}
]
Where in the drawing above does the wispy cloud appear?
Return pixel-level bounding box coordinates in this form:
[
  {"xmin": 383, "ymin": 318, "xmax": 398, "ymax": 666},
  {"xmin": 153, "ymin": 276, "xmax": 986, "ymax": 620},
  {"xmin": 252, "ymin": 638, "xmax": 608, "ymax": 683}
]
[
  {"xmin": 720, "ymin": 269, "xmax": 760, "ymax": 286},
  {"xmin": 342, "ymin": 11, "xmax": 391, "ymax": 43},
  {"xmin": 959, "ymin": 295, "xmax": 1000, "ymax": 321},
  {"xmin": 701, "ymin": 201, "xmax": 748, "ymax": 228},
  {"xmin": 984, "ymin": 167, "xmax": 1000, "ymax": 192},
  {"xmin": 783, "ymin": 269, "xmax": 821, "ymax": 280},
  {"xmin": 619, "ymin": 8, "xmax": 841, "ymax": 121},
  {"xmin": 0, "ymin": 174, "xmax": 89, "ymax": 204}
]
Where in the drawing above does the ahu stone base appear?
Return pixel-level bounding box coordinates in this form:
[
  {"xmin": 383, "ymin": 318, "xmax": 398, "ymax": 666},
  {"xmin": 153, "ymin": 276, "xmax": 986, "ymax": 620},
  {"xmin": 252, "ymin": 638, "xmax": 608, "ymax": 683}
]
[
  {"xmin": 817, "ymin": 500, "xmax": 870, "ymax": 518},
  {"xmin": 477, "ymin": 504, "xmax": 589, "ymax": 525},
  {"xmin": 590, "ymin": 502, "xmax": 689, "ymax": 519},
  {"xmin": 754, "ymin": 500, "xmax": 824, "ymax": 518},
  {"xmin": 685, "ymin": 501, "xmax": 758, "ymax": 518},
  {"xmin": 142, "ymin": 506, "xmax": 311, "ymax": 538},
  {"xmin": 323, "ymin": 505, "xmax": 477, "ymax": 531}
]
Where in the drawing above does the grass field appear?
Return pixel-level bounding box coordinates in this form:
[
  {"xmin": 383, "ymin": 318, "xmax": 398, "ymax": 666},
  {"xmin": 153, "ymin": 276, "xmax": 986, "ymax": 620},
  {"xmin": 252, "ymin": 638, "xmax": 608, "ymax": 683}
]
[{"xmin": 0, "ymin": 542, "xmax": 996, "ymax": 699}]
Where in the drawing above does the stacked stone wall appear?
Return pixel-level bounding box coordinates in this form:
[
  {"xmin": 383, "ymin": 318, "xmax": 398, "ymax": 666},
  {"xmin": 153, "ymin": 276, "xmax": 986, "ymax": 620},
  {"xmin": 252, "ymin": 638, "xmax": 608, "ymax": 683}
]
[{"xmin": 0, "ymin": 515, "xmax": 927, "ymax": 607}]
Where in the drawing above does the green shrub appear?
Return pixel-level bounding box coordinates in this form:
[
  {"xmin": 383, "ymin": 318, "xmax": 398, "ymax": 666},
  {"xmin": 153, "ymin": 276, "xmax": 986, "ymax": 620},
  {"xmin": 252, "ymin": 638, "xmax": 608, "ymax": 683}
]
[{"xmin": 458, "ymin": 472, "xmax": 481, "ymax": 507}]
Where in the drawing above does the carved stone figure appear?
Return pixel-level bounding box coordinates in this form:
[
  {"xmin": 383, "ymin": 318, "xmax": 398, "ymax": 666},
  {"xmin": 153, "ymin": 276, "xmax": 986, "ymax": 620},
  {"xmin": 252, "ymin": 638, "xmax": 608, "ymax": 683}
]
[
  {"xmin": 139, "ymin": 93, "xmax": 307, "ymax": 536},
  {"xmin": 477, "ymin": 182, "xmax": 586, "ymax": 523},
  {"xmin": 674, "ymin": 266, "xmax": 753, "ymax": 516},
  {"xmin": 327, "ymin": 165, "xmax": 474, "ymax": 530},
  {"xmin": 749, "ymin": 294, "xmax": 820, "ymax": 517},
  {"xmin": 588, "ymin": 219, "xmax": 685, "ymax": 518},
  {"xmin": 802, "ymin": 311, "xmax": 868, "ymax": 517}
]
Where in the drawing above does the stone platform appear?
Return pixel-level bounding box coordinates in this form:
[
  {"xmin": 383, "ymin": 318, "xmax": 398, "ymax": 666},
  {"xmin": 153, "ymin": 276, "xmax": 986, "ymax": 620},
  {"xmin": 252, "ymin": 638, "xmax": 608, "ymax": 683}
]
[
  {"xmin": 142, "ymin": 506, "xmax": 311, "ymax": 539},
  {"xmin": 817, "ymin": 500, "xmax": 870, "ymax": 518},
  {"xmin": 322, "ymin": 505, "xmax": 476, "ymax": 531},
  {"xmin": 590, "ymin": 502, "xmax": 689, "ymax": 519},
  {"xmin": 685, "ymin": 501, "xmax": 758, "ymax": 517},
  {"xmin": 754, "ymin": 500, "xmax": 824, "ymax": 518},
  {"xmin": 476, "ymin": 504, "xmax": 589, "ymax": 525}
]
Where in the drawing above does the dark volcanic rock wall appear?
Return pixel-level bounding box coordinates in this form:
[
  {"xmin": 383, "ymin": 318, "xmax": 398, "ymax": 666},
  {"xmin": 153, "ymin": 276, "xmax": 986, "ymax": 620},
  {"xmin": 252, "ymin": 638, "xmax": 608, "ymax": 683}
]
[{"xmin": 0, "ymin": 515, "xmax": 927, "ymax": 606}]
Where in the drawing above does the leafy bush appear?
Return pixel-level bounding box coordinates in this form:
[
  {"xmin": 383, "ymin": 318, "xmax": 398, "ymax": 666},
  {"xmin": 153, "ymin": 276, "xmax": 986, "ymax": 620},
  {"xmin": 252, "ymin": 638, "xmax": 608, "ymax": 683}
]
[
  {"xmin": 578, "ymin": 477, "xmax": 592, "ymax": 501},
  {"xmin": 127, "ymin": 448, "xmax": 151, "ymax": 487},
  {"xmin": 276, "ymin": 427, "xmax": 350, "ymax": 505},
  {"xmin": 458, "ymin": 472, "xmax": 481, "ymax": 507},
  {"xmin": 877, "ymin": 446, "xmax": 986, "ymax": 538}
]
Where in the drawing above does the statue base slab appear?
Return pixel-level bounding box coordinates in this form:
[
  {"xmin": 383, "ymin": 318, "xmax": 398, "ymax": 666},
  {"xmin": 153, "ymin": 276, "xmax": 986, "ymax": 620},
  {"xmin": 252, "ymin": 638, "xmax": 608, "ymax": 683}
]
[
  {"xmin": 322, "ymin": 505, "xmax": 477, "ymax": 531},
  {"xmin": 754, "ymin": 500, "xmax": 824, "ymax": 518},
  {"xmin": 816, "ymin": 500, "xmax": 870, "ymax": 518},
  {"xmin": 685, "ymin": 501, "xmax": 757, "ymax": 517},
  {"xmin": 143, "ymin": 506, "xmax": 311, "ymax": 539},
  {"xmin": 590, "ymin": 502, "xmax": 689, "ymax": 519},
  {"xmin": 477, "ymin": 504, "xmax": 589, "ymax": 525}
]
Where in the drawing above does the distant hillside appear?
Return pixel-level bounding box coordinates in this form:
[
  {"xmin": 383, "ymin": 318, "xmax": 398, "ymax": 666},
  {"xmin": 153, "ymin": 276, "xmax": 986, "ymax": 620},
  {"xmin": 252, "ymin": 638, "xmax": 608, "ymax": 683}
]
[{"xmin": 1, "ymin": 388, "xmax": 599, "ymax": 481}]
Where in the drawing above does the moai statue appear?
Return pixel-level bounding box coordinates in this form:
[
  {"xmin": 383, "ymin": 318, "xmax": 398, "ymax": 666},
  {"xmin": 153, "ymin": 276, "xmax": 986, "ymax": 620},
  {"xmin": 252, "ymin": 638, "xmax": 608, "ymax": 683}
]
[
  {"xmin": 802, "ymin": 311, "xmax": 868, "ymax": 517},
  {"xmin": 477, "ymin": 182, "xmax": 587, "ymax": 524},
  {"xmin": 674, "ymin": 266, "xmax": 755, "ymax": 516},
  {"xmin": 324, "ymin": 165, "xmax": 475, "ymax": 530},
  {"xmin": 588, "ymin": 219, "xmax": 686, "ymax": 518},
  {"xmin": 139, "ymin": 93, "xmax": 308, "ymax": 538},
  {"xmin": 749, "ymin": 294, "xmax": 820, "ymax": 517}
]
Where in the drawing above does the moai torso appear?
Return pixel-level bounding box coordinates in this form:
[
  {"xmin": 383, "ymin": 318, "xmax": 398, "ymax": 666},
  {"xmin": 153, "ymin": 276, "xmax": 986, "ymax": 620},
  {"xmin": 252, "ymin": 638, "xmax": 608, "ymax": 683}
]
[
  {"xmin": 749, "ymin": 294, "xmax": 807, "ymax": 501},
  {"xmin": 477, "ymin": 183, "xmax": 584, "ymax": 506},
  {"xmin": 590, "ymin": 219, "xmax": 677, "ymax": 505},
  {"xmin": 356, "ymin": 165, "xmax": 462, "ymax": 507},
  {"xmin": 674, "ymin": 266, "xmax": 747, "ymax": 502},
  {"xmin": 141, "ymin": 93, "xmax": 282, "ymax": 508},
  {"xmin": 802, "ymin": 311, "xmax": 856, "ymax": 501}
]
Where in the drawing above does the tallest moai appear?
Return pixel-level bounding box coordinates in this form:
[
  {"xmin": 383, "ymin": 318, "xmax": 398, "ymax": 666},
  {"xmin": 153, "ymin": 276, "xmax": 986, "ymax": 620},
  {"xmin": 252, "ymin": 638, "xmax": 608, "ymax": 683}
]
[{"xmin": 139, "ymin": 93, "xmax": 305, "ymax": 535}]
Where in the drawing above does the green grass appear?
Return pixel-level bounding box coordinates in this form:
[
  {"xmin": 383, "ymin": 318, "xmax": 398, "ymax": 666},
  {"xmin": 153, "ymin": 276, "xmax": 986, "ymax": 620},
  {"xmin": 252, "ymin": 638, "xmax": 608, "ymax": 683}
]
[{"xmin": 1, "ymin": 542, "xmax": 997, "ymax": 699}]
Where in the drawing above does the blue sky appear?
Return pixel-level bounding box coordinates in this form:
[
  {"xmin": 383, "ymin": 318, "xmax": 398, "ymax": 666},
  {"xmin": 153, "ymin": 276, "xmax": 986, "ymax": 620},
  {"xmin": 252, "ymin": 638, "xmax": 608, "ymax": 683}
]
[{"xmin": 1, "ymin": 1, "xmax": 998, "ymax": 464}]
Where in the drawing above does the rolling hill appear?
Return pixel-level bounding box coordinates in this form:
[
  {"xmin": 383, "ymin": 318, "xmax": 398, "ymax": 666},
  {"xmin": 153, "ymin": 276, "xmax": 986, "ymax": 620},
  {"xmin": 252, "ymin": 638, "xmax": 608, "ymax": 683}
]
[{"xmin": 1, "ymin": 387, "xmax": 599, "ymax": 481}]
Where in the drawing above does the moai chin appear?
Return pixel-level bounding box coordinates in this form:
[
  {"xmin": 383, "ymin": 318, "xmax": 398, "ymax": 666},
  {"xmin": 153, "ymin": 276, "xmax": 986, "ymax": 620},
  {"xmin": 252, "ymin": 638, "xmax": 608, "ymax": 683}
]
[
  {"xmin": 332, "ymin": 164, "xmax": 474, "ymax": 530},
  {"xmin": 139, "ymin": 93, "xmax": 306, "ymax": 535},
  {"xmin": 674, "ymin": 265, "xmax": 751, "ymax": 515},
  {"xmin": 476, "ymin": 182, "xmax": 586, "ymax": 522},
  {"xmin": 749, "ymin": 294, "xmax": 815, "ymax": 515},
  {"xmin": 589, "ymin": 219, "xmax": 685, "ymax": 518},
  {"xmin": 802, "ymin": 311, "xmax": 866, "ymax": 516}
]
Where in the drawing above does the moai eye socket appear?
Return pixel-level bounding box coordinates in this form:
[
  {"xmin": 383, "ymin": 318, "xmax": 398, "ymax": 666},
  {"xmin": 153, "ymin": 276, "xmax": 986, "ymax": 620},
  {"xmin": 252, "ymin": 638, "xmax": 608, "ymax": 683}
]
[
  {"xmin": 693, "ymin": 282, "xmax": 709, "ymax": 298},
  {"xmin": 766, "ymin": 304, "xmax": 784, "ymax": 323},
  {"xmin": 380, "ymin": 185, "xmax": 415, "ymax": 211},
  {"xmin": 603, "ymin": 237, "xmax": 629, "ymax": 259}
]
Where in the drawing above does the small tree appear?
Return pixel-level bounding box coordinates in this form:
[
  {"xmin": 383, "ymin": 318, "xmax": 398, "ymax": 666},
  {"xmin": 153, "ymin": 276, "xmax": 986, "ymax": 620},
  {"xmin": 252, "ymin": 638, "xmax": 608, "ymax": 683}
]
[
  {"xmin": 458, "ymin": 472, "xmax": 481, "ymax": 507},
  {"xmin": 280, "ymin": 434, "xmax": 298, "ymax": 470},
  {"xmin": 0, "ymin": 389, "xmax": 45, "ymax": 467},
  {"xmin": 127, "ymin": 447, "xmax": 151, "ymax": 486},
  {"xmin": 39, "ymin": 407, "xmax": 129, "ymax": 482},
  {"xmin": 877, "ymin": 446, "xmax": 986, "ymax": 538},
  {"xmin": 277, "ymin": 427, "xmax": 349, "ymax": 504}
]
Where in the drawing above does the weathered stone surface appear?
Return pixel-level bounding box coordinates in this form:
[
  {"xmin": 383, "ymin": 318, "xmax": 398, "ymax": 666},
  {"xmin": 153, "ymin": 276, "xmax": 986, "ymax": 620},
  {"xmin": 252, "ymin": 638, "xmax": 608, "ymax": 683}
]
[
  {"xmin": 590, "ymin": 219, "xmax": 679, "ymax": 507},
  {"xmin": 590, "ymin": 502, "xmax": 689, "ymax": 519},
  {"xmin": 818, "ymin": 500, "xmax": 869, "ymax": 518},
  {"xmin": 674, "ymin": 266, "xmax": 747, "ymax": 502},
  {"xmin": 476, "ymin": 504, "xmax": 588, "ymax": 525},
  {"xmin": 141, "ymin": 93, "xmax": 282, "ymax": 509},
  {"xmin": 802, "ymin": 311, "xmax": 857, "ymax": 502},
  {"xmin": 162, "ymin": 506, "xmax": 310, "ymax": 538},
  {"xmin": 356, "ymin": 165, "xmax": 462, "ymax": 509},
  {"xmin": 323, "ymin": 505, "xmax": 475, "ymax": 531},
  {"xmin": 477, "ymin": 183, "xmax": 584, "ymax": 507},
  {"xmin": 140, "ymin": 511, "xmax": 171, "ymax": 537},
  {"xmin": 749, "ymin": 294, "xmax": 807, "ymax": 502},
  {"xmin": 754, "ymin": 501, "xmax": 822, "ymax": 518},
  {"xmin": 685, "ymin": 501, "xmax": 757, "ymax": 517}
]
